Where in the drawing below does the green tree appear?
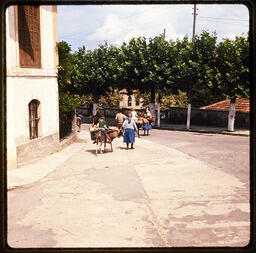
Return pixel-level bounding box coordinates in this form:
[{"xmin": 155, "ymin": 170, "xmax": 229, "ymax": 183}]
[
  {"xmin": 118, "ymin": 37, "xmax": 148, "ymax": 94},
  {"xmin": 57, "ymin": 41, "xmax": 75, "ymax": 93},
  {"xmin": 174, "ymin": 31, "xmax": 224, "ymax": 128},
  {"xmin": 59, "ymin": 92, "xmax": 80, "ymax": 112},
  {"xmin": 215, "ymin": 34, "xmax": 249, "ymax": 131},
  {"xmin": 71, "ymin": 43, "xmax": 120, "ymax": 114},
  {"xmin": 99, "ymin": 87, "xmax": 123, "ymax": 108},
  {"xmin": 141, "ymin": 35, "xmax": 176, "ymax": 121},
  {"xmin": 160, "ymin": 90, "xmax": 188, "ymax": 110}
]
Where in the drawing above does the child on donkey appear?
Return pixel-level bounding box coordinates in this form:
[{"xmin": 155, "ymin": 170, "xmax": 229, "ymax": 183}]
[{"xmin": 96, "ymin": 115, "xmax": 111, "ymax": 143}]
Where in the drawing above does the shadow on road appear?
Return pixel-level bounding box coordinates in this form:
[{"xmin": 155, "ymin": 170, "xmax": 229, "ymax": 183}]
[
  {"xmin": 86, "ymin": 149, "xmax": 114, "ymax": 155},
  {"xmin": 191, "ymin": 133, "xmax": 215, "ymax": 136},
  {"xmin": 117, "ymin": 147, "xmax": 127, "ymax": 150}
]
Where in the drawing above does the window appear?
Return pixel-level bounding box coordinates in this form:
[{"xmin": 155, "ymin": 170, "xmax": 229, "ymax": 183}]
[
  {"xmin": 128, "ymin": 96, "xmax": 132, "ymax": 107},
  {"xmin": 29, "ymin": 100, "xmax": 40, "ymax": 139},
  {"xmin": 18, "ymin": 5, "xmax": 41, "ymax": 68}
]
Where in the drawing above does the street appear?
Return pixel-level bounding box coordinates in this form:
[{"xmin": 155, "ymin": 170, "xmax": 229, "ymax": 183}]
[{"xmin": 7, "ymin": 124, "xmax": 250, "ymax": 248}]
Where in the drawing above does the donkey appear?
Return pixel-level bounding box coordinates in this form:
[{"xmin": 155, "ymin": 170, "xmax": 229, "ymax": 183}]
[{"xmin": 94, "ymin": 127, "xmax": 120, "ymax": 155}]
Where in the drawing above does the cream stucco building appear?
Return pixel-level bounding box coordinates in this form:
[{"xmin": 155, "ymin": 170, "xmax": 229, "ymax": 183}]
[
  {"xmin": 6, "ymin": 5, "xmax": 59, "ymax": 169},
  {"xmin": 119, "ymin": 89, "xmax": 143, "ymax": 109}
]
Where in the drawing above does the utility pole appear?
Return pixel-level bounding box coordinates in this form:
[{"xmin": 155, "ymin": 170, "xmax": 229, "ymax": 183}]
[
  {"xmin": 192, "ymin": 4, "xmax": 197, "ymax": 44},
  {"xmin": 186, "ymin": 4, "xmax": 197, "ymax": 130},
  {"xmin": 163, "ymin": 28, "xmax": 166, "ymax": 40}
]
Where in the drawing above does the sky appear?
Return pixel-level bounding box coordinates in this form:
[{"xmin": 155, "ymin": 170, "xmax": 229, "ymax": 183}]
[{"xmin": 58, "ymin": 4, "xmax": 249, "ymax": 52}]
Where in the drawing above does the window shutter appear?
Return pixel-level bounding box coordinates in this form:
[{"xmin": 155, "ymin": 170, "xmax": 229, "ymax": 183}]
[{"xmin": 18, "ymin": 5, "xmax": 41, "ymax": 68}]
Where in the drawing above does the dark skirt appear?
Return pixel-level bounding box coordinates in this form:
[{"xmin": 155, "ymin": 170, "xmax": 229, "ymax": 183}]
[
  {"xmin": 141, "ymin": 123, "xmax": 152, "ymax": 130},
  {"xmin": 123, "ymin": 128, "xmax": 135, "ymax": 144}
]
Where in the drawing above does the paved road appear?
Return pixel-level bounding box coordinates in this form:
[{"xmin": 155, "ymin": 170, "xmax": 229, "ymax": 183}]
[
  {"xmin": 145, "ymin": 128, "xmax": 249, "ymax": 186},
  {"xmin": 8, "ymin": 124, "xmax": 250, "ymax": 248}
]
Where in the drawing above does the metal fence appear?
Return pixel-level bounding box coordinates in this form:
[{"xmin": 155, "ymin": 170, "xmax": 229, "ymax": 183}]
[{"xmin": 59, "ymin": 111, "xmax": 74, "ymax": 140}]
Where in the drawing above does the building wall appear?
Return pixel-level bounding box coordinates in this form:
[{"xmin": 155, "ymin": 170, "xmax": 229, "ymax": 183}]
[
  {"xmin": 6, "ymin": 5, "xmax": 59, "ymax": 169},
  {"xmin": 7, "ymin": 77, "xmax": 59, "ymax": 145},
  {"xmin": 119, "ymin": 93, "xmax": 143, "ymax": 109}
]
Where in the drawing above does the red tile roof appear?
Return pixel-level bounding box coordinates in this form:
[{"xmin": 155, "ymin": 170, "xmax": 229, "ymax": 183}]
[
  {"xmin": 200, "ymin": 98, "xmax": 249, "ymax": 113},
  {"xmin": 120, "ymin": 88, "xmax": 138, "ymax": 93}
]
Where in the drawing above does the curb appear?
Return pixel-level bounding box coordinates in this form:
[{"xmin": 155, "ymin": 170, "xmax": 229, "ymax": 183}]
[{"xmin": 152, "ymin": 126, "xmax": 249, "ymax": 137}]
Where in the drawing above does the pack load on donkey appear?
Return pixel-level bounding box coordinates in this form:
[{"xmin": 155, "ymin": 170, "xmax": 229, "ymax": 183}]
[
  {"xmin": 137, "ymin": 112, "xmax": 155, "ymax": 137},
  {"xmin": 89, "ymin": 126, "xmax": 120, "ymax": 154}
]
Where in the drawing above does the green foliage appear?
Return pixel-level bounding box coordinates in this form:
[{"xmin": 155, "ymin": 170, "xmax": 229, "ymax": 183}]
[
  {"xmin": 59, "ymin": 92, "xmax": 81, "ymax": 112},
  {"xmin": 118, "ymin": 37, "xmax": 148, "ymax": 92},
  {"xmin": 160, "ymin": 90, "xmax": 189, "ymax": 110},
  {"xmin": 59, "ymin": 31, "xmax": 249, "ymax": 110},
  {"xmin": 99, "ymin": 88, "xmax": 123, "ymax": 108},
  {"xmin": 70, "ymin": 43, "xmax": 120, "ymax": 102},
  {"xmin": 73, "ymin": 94, "xmax": 94, "ymax": 107},
  {"xmin": 57, "ymin": 41, "xmax": 75, "ymax": 92},
  {"xmin": 135, "ymin": 92, "xmax": 151, "ymax": 107},
  {"xmin": 215, "ymin": 34, "xmax": 249, "ymax": 100},
  {"xmin": 135, "ymin": 90, "xmax": 188, "ymax": 110}
]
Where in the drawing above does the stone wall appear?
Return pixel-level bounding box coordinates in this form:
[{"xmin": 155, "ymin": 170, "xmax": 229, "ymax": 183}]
[{"xmin": 162, "ymin": 107, "xmax": 249, "ymax": 129}]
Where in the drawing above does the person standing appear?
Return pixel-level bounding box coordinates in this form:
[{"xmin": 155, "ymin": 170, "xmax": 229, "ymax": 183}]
[
  {"xmin": 145, "ymin": 106, "xmax": 152, "ymax": 119},
  {"xmin": 115, "ymin": 109, "xmax": 127, "ymax": 129},
  {"xmin": 130, "ymin": 108, "xmax": 138, "ymax": 123},
  {"xmin": 122, "ymin": 113, "xmax": 138, "ymax": 149}
]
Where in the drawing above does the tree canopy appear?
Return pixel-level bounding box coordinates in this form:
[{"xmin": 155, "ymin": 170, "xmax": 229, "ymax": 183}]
[{"xmin": 57, "ymin": 31, "xmax": 249, "ymax": 110}]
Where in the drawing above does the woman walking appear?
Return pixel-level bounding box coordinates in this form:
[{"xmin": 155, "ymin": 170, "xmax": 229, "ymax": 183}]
[
  {"xmin": 122, "ymin": 113, "xmax": 138, "ymax": 149},
  {"xmin": 141, "ymin": 107, "xmax": 152, "ymax": 133}
]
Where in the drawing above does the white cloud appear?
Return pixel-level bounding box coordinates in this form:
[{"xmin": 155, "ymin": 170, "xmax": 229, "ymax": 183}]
[
  {"xmin": 58, "ymin": 4, "xmax": 249, "ymax": 51},
  {"xmin": 87, "ymin": 5, "xmax": 193, "ymax": 46}
]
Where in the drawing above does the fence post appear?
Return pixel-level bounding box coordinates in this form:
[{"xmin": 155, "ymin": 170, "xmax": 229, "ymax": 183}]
[
  {"xmin": 186, "ymin": 104, "xmax": 191, "ymax": 129},
  {"xmin": 157, "ymin": 103, "xmax": 161, "ymax": 127}
]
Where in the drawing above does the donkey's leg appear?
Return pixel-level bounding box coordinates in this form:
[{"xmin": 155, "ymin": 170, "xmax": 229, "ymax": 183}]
[
  {"xmin": 110, "ymin": 141, "xmax": 113, "ymax": 152},
  {"xmin": 100, "ymin": 141, "xmax": 103, "ymax": 154}
]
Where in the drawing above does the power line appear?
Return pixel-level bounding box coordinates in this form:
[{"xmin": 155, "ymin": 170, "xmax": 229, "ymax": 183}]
[
  {"xmin": 199, "ymin": 16, "xmax": 248, "ymax": 22},
  {"xmin": 198, "ymin": 17, "xmax": 249, "ymax": 27}
]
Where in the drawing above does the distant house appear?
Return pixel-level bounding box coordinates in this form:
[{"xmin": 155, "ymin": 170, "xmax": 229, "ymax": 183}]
[
  {"xmin": 200, "ymin": 98, "xmax": 249, "ymax": 113},
  {"xmin": 119, "ymin": 89, "xmax": 143, "ymax": 109}
]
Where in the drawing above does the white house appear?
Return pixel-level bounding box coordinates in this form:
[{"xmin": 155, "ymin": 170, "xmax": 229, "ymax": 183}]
[{"xmin": 6, "ymin": 5, "xmax": 59, "ymax": 169}]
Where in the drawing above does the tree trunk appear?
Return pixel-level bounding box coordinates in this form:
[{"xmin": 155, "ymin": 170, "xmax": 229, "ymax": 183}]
[
  {"xmin": 157, "ymin": 103, "xmax": 161, "ymax": 127},
  {"xmin": 228, "ymin": 97, "xmax": 236, "ymax": 131},
  {"xmin": 150, "ymin": 84, "xmax": 156, "ymax": 126},
  {"xmin": 186, "ymin": 103, "xmax": 191, "ymax": 130},
  {"xmin": 92, "ymin": 103, "xmax": 98, "ymax": 116},
  {"xmin": 150, "ymin": 84, "xmax": 156, "ymax": 113}
]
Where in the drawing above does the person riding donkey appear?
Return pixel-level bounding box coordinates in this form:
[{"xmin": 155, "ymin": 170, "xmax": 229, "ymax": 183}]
[{"xmin": 96, "ymin": 114, "xmax": 111, "ymax": 143}]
